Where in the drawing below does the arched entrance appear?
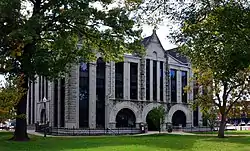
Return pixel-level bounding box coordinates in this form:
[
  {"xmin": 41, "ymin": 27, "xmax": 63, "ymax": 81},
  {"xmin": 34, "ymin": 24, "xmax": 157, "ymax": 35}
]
[
  {"xmin": 146, "ymin": 110, "xmax": 159, "ymax": 131},
  {"xmin": 116, "ymin": 108, "xmax": 136, "ymax": 128},
  {"xmin": 40, "ymin": 109, "xmax": 46, "ymax": 124},
  {"xmin": 172, "ymin": 110, "xmax": 186, "ymax": 127}
]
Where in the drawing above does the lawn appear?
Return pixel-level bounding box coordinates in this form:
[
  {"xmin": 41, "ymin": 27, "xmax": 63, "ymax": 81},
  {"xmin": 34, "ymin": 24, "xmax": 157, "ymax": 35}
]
[
  {"xmin": 1, "ymin": 132, "xmax": 250, "ymax": 151},
  {"xmin": 192, "ymin": 130, "xmax": 250, "ymax": 135}
]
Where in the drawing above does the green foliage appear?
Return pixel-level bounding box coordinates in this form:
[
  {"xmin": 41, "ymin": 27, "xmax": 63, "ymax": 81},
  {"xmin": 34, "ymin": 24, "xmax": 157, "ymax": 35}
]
[
  {"xmin": 0, "ymin": 76, "xmax": 25, "ymax": 122},
  {"xmin": 0, "ymin": 0, "xmax": 144, "ymax": 80},
  {"xmin": 174, "ymin": 1, "xmax": 250, "ymax": 138},
  {"xmin": 148, "ymin": 105, "xmax": 166, "ymax": 132}
]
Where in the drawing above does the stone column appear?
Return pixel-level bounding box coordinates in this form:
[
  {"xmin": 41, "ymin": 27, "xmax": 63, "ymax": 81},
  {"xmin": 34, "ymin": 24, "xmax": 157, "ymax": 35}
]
[
  {"xmin": 140, "ymin": 58, "xmax": 146, "ymax": 101},
  {"xmin": 48, "ymin": 81, "xmax": 53, "ymax": 127},
  {"xmin": 163, "ymin": 61, "xmax": 167, "ymax": 102},
  {"xmin": 150, "ymin": 59, "xmax": 153, "ymax": 101},
  {"xmin": 177, "ymin": 70, "xmax": 182, "ymax": 103},
  {"xmin": 123, "ymin": 61, "xmax": 130, "ymax": 100},
  {"xmin": 50, "ymin": 81, "xmax": 54, "ymax": 127},
  {"xmin": 89, "ymin": 62, "xmax": 96, "ymax": 128},
  {"xmin": 110, "ymin": 62, "xmax": 115, "ymax": 99},
  {"xmin": 35, "ymin": 76, "xmax": 39, "ymax": 123},
  {"xmin": 65, "ymin": 64, "xmax": 79, "ymax": 128},
  {"xmin": 26, "ymin": 82, "xmax": 30, "ymax": 124},
  {"xmin": 58, "ymin": 79, "xmax": 61, "ymax": 127},
  {"xmin": 105, "ymin": 62, "xmax": 111, "ymax": 128},
  {"xmin": 157, "ymin": 61, "xmax": 160, "ymax": 101},
  {"xmin": 137, "ymin": 61, "xmax": 141, "ymax": 100}
]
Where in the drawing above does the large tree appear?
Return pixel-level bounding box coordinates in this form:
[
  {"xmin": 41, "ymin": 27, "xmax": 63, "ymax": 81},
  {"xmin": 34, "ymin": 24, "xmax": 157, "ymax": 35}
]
[
  {"xmin": 174, "ymin": 1, "xmax": 250, "ymax": 138},
  {"xmin": 0, "ymin": 0, "xmax": 144, "ymax": 141}
]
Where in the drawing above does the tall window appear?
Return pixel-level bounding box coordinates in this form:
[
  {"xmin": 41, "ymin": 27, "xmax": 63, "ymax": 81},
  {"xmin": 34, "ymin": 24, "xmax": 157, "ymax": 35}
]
[
  {"xmin": 181, "ymin": 71, "xmax": 187, "ymax": 103},
  {"xmin": 170, "ymin": 69, "xmax": 177, "ymax": 103},
  {"xmin": 160, "ymin": 62, "xmax": 163, "ymax": 101},
  {"xmin": 79, "ymin": 62, "xmax": 89, "ymax": 127},
  {"xmin": 60, "ymin": 78, "xmax": 65, "ymax": 127},
  {"xmin": 130, "ymin": 63, "xmax": 138, "ymax": 99},
  {"xmin": 115, "ymin": 62, "xmax": 123, "ymax": 98},
  {"xmin": 53, "ymin": 80, "xmax": 58, "ymax": 127},
  {"xmin": 153, "ymin": 60, "xmax": 157, "ymax": 101},
  {"xmin": 96, "ymin": 58, "xmax": 105, "ymax": 128},
  {"xmin": 146, "ymin": 59, "xmax": 150, "ymax": 100}
]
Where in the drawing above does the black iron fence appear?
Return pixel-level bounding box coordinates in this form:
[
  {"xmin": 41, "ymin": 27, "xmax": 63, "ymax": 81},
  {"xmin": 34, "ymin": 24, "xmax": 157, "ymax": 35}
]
[{"xmin": 35, "ymin": 123, "xmax": 142, "ymax": 136}]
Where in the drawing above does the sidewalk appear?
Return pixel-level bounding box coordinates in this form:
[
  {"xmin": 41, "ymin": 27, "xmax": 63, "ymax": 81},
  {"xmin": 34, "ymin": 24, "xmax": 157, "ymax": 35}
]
[{"xmin": 27, "ymin": 130, "xmax": 250, "ymax": 138}]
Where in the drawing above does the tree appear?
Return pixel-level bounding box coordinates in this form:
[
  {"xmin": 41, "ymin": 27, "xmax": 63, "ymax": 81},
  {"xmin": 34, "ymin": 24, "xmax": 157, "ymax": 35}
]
[
  {"xmin": 147, "ymin": 105, "xmax": 166, "ymax": 133},
  {"xmin": 174, "ymin": 2, "xmax": 250, "ymax": 138},
  {"xmin": 0, "ymin": 0, "xmax": 144, "ymax": 141},
  {"xmin": 0, "ymin": 76, "xmax": 25, "ymax": 122}
]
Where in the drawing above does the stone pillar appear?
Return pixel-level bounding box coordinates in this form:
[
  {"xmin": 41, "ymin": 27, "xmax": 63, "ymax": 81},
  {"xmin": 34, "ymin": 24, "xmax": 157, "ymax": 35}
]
[
  {"xmin": 50, "ymin": 81, "xmax": 54, "ymax": 127},
  {"xmin": 48, "ymin": 81, "xmax": 53, "ymax": 127},
  {"xmin": 177, "ymin": 70, "xmax": 182, "ymax": 103},
  {"xmin": 58, "ymin": 79, "xmax": 61, "ymax": 127},
  {"xmin": 123, "ymin": 61, "xmax": 130, "ymax": 100},
  {"xmin": 35, "ymin": 76, "xmax": 39, "ymax": 123},
  {"xmin": 165, "ymin": 62, "xmax": 170, "ymax": 103},
  {"xmin": 150, "ymin": 59, "xmax": 153, "ymax": 101},
  {"xmin": 163, "ymin": 61, "xmax": 167, "ymax": 102},
  {"xmin": 26, "ymin": 82, "xmax": 30, "ymax": 124},
  {"xmin": 140, "ymin": 58, "xmax": 146, "ymax": 101},
  {"xmin": 65, "ymin": 64, "xmax": 79, "ymax": 128},
  {"xmin": 89, "ymin": 62, "xmax": 96, "ymax": 128},
  {"xmin": 110, "ymin": 62, "xmax": 115, "ymax": 99},
  {"xmin": 105, "ymin": 62, "xmax": 111, "ymax": 128},
  {"xmin": 137, "ymin": 61, "xmax": 141, "ymax": 100},
  {"xmin": 157, "ymin": 61, "xmax": 160, "ymax": 101}
]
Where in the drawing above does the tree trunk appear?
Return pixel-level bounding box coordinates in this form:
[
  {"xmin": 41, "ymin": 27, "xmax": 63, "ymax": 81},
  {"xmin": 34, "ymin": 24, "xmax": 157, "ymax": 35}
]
[
  {"xmin": 218, "ymin": 114, "xmax": 226, "ymax": 138},
  {"xmin": 10, "ymin": 75, "xmax": 29, "ymax": 141}
]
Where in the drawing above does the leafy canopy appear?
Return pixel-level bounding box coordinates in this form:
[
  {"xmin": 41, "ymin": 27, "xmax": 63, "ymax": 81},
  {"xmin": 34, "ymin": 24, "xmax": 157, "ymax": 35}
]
[
  {"xmin": 0, "ymin": 0, "xmax": 144, "ymax": 79},
  {"xmin": 174, "ymin": 1, "xmax": 250, "ymax": 137}
]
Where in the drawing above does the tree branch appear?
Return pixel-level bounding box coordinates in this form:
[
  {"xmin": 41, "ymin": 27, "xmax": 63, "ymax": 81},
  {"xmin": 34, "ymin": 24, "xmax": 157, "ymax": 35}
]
[{"xmin": 225, "ymin": 86, "xmax": 246, "ymax": 115}]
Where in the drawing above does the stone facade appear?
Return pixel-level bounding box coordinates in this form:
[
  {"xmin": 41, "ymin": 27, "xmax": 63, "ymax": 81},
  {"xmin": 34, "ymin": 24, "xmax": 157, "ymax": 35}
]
[{"xmin": 26, "ymin": 30, "xmax": 202, "ymax": 130}]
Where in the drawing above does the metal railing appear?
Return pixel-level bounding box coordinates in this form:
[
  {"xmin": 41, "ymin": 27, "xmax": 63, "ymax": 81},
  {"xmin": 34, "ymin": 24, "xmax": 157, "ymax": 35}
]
[{"xmin": 35, "ymin": 124, "xmax": 142, "ymax": 136}]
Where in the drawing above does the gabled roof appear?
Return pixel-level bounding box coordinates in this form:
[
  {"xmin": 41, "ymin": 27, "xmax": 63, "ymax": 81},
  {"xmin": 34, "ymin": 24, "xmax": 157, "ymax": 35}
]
[
  {"xmin": 141, "ymin": 30, "xmax": 167, "ymax": 57},
  {"xmin": 167, "ymin": 47, "xmax": 189, "ymax": 65}
]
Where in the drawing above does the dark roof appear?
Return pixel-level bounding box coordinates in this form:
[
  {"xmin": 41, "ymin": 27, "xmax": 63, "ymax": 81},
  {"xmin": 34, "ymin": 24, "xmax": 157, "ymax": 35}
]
[
  {"xmin": 167, "ymin": 48, "xmax": 189, "ymax": 64},
  {"xmin": 141, "ymin": 35, "xmax": 152, "ymax": 46}
]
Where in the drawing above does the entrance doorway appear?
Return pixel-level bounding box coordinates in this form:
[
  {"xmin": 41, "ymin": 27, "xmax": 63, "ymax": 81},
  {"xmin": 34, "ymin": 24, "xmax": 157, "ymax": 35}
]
[{"xmin": 172, "ymin": 110, "xmax": 186, "ymax": 127}]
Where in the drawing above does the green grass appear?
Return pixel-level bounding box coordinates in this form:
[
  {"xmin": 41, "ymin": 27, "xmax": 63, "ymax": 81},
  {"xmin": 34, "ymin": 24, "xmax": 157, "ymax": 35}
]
[
  {"xmin": 1, "ymin": 132, "xmax": 250, "ymax": 151},
  {"xmin": 192, "ymin": 130, "xmax": 250, "ymax": 135}
]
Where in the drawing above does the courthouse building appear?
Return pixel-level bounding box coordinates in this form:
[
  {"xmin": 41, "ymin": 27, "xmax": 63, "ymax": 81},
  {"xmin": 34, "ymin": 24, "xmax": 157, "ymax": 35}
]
[{"xmin": 26, "ymin": 30, "xmax": 202, "ymax": 130}]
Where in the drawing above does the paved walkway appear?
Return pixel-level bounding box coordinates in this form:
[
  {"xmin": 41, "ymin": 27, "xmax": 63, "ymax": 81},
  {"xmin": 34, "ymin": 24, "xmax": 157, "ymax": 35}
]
[{"xmin": 27, "ymin": 130, "xmax": 250, "ymax": 138}]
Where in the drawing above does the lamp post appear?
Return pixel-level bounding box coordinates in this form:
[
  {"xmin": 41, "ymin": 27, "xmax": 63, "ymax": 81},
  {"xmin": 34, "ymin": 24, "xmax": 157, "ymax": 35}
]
[{"xmin": 42, "ymin": 97, "xmax": 47, "ymax": 137}]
